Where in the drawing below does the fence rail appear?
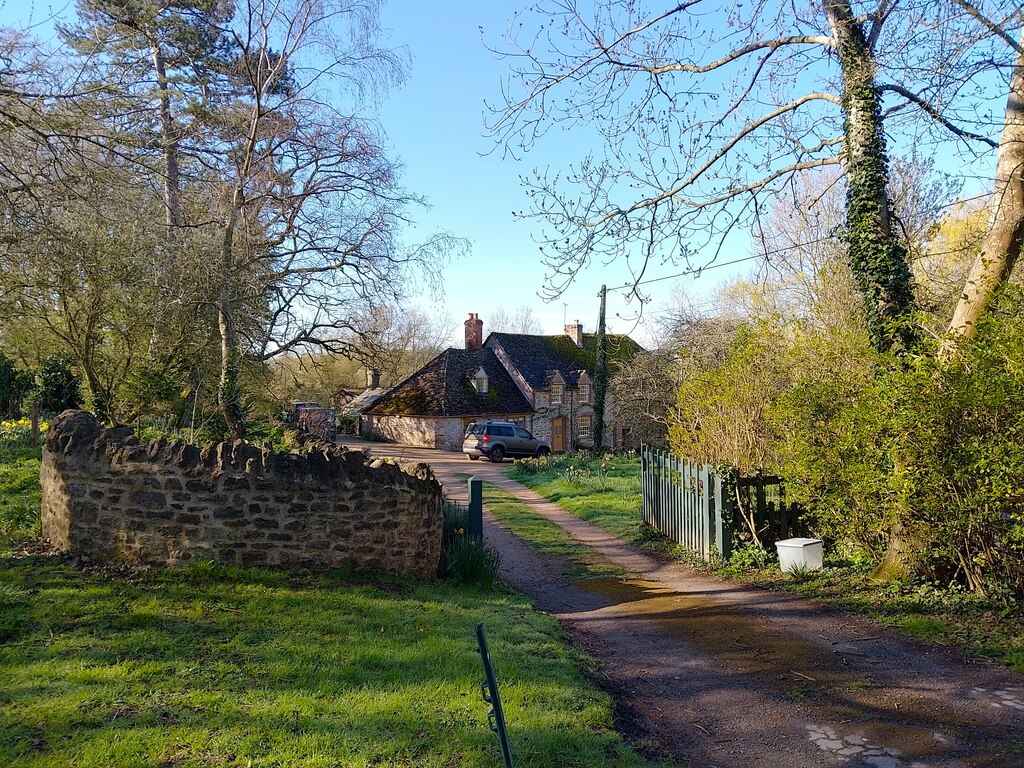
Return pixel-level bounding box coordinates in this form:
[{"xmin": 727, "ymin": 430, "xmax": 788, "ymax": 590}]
[{"xmin": 640, "ymin": 446, "xmax": 806, "ymax": 560}]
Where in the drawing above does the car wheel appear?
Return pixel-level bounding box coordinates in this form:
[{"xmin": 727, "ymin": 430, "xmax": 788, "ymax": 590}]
[
  {"xmin": 536, "ymin": 447, "xmax": 550, "ymax": 458},
  {"xmin": 467, "ymin": 454, "xmax": 479, "ymax": 461},
  {"xmin": 489, "ymin": 446, "xmax": 505, "ymax": 463}
]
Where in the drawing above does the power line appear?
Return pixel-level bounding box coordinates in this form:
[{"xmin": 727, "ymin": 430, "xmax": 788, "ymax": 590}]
[{"xmin": 608, "ymin": 191, "xmax": 992, "ymax": 295}]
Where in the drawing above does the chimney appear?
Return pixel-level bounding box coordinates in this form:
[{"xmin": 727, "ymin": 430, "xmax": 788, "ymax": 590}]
[
  {"xmin": 370, "ymin": 369, "xmax": 381, "ymax": 389},
  {"xmin": 465, "ymin": 312, "xmax": 483, "ymax": 349},
  {"xmin": 565, "ymin": 320, "xmax": 584, "ymax": 347}
]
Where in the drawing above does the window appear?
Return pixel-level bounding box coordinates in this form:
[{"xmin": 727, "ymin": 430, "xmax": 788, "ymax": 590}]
[
  {"xmin": 473, "ymin": 367, "xmax": 488, "ymax": 394},
  {"xmin": 578, "ymin": 414, "xmax": 592, "ymax": 439},
  {"xmin": 514, "ymin": 427, "xmax": 532, "ymax": 439},
  {"xmin": 551, "ymin": 383, "xmax": 564, "ymax": 404},
  {"xmin": 578, "ymin": 383, "xmax": 591, "ymax": 404}
]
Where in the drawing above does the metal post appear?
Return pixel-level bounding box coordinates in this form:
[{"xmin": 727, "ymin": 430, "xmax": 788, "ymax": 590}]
[
  {"xmin": 468, "ymin": 476, "xmax": 483, "ymax": 543},
  {"xmin": 476, "ymin": 623, "xmax": 514, "ymax": 768}
]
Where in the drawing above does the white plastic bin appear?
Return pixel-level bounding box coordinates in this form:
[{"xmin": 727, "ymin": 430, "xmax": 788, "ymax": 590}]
[{"xmin": 776, "ymin": 537, "xmax": 824, "ymax": 573}]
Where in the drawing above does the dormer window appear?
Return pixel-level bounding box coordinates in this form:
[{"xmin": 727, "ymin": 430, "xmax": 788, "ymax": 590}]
[
  {"xmin": 551, "ymin": 382, "xmax": 564, "ymax": 404},
  {"xmin": 578, "ymin": 382, "xmax": 591, "ymax": 404},
  {"xmin": 473, "ymin": 367, "xmax": 488, "ymax": 394}
]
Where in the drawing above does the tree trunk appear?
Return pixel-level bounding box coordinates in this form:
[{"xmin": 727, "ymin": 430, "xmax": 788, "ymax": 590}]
[
  {"xmin": 80, "ymin": 359, "xmax": 113, "ymax": 426},
  {"xmin": 943, "ymin": 30, "xmax": 1024, "ymax": 348},
  {"xmin": 825, "ymin": 0, "xmax": 917, "ymax": 354},
  {"xmin": 593, "ymin": 284, "xmax": 608, "ymax": 452},
  {"xmin": 150, "ymin": 42, "xmax": 181, "ymax": 233},
  {"xmin": 217, "ymin": 191, "xmax": 246, "ymax": 439},
  {"xmin": 826, "ymin": 0, "xmax": 923, "ymax": 581}
]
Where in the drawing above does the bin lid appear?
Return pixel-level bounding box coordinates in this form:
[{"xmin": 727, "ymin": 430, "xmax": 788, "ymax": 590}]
[{"xmin": 775, "ymin": 537, "xmax": 823, "ymax": 548}]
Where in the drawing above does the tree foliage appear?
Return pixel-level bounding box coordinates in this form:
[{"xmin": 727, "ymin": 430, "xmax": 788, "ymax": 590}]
[{"xmin": 0, "ymin": 0, "xmax": 461, "ymax": 435}]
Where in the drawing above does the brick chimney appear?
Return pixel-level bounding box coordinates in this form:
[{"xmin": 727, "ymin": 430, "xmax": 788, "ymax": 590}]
[
  {"xmin": 565, "ymin": 320, "xmax": 584, "ymax": 347},
  {"xmin": 465, "ymin": 312, "xmax": 483, "ymax": 349},
  {"xmin": 370, "ymin": 370, "xmax": 381, "ymax": 389}
]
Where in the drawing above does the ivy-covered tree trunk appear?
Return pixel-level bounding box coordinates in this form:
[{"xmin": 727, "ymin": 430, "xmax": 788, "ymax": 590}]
[
  {"xmin": 944, "ymin": 30, "xmax": 1024, "ymax": 347},
  {"xmin": 592, "ymin": 284, "xmax": 608, "ymax": 452},
  {"xmin": 826, "ymin": 0, "xmax": 922, "ymax": 581},
  {"xmin": 825, "ymin": 0, "xmax": 917, "ymax": 354}
]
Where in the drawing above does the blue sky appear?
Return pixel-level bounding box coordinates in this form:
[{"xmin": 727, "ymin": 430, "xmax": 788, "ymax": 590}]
[{"xmin": 374, "ymin": 2, "xmax": 692, "ymax": 344}]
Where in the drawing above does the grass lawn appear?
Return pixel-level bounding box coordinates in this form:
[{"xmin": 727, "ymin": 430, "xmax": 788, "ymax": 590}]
[
  {"xmin": 506, "ymin": 454, "xmax": 663, "ymax": 550},
  {"xmin": 481, "ymin": 484, "xmax": 624, "ymax": 580},
  {"xmin": 505, "ymin": 452, "xmax": 1024, "ymax": 675},
  {"xmin": 0, "ymin": 446, "xmax": 42, "ymax": 551},
  {"xmin": 0, "ymin": 446, "xmax": 667, "ymax": 768}
]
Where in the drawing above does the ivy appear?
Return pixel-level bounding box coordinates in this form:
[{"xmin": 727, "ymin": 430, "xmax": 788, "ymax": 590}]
[{"xmin": 832, "ymin": 0, "xmax": 917, "ymax": 354}]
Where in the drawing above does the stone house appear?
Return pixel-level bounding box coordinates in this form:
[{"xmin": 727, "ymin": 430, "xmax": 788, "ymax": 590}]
[{"xmin": 362, "ymin": 313, "xmax": 643, "ymax": 452}]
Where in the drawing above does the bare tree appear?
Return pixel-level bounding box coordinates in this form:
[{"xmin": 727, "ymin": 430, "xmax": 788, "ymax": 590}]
[
  {"xmin": 488, "ymin": 305, "xmax": 543, "ymax": 334},
  {"xmin": 944, "ymin": 24, "xmax": 1024, "ymax": 348},
  {"xmin": 186, "ymin": 0, "xmax": 461, "ymax": 436},
  {"xmin": 490, "ymin": 0, "xmax": 1019, "ymax": 353},
  {"xmin": 348, "ymin": 305, "xmax": 454, "ymax": 386}
]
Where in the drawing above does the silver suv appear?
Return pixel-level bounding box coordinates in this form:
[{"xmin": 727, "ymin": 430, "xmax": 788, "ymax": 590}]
[{"xmin": 463, "ymin": 421, "xmax": 551, "ymax": 463}]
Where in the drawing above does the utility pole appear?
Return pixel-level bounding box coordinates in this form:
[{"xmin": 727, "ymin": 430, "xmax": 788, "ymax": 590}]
[{"xmin": 593, "ymin": 284, "xmax": 608, "ymax": 452}]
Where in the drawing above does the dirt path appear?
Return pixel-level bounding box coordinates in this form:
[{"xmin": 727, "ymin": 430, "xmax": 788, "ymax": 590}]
[{"xmin": 343, "ymin": 439, "xmax": 1024, "ymax": 768}]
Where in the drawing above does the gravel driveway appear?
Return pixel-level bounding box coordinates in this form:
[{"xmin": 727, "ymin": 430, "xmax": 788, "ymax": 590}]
[{"xmin": 342, "ymin": 438, "xmax": 1024, "ymax": 768}]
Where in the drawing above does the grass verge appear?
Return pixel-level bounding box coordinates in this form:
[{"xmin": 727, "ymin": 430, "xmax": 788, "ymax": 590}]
[
  {"xmin": 506, "ymin": 453, "xmax": 666, "ymax": 551},
  {"xmin": 482, "ymin": 484, "xmax": 623, "ymax": 580},
  {"xmin": 0, "ymin": 557, "xmax": 665, "ymax": 768},
  {"xmin": 508, "ymin": 452, "xmax": 1024, "ymax": 674},
  {"xmin": 0, "ymin": 446, "xmax": 42, "ymax": 556}
]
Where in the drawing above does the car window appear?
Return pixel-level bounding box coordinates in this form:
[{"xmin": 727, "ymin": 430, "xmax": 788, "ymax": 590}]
[
  {"xmin": 514, "ymin": 428, "xmax": 531, "ymax": 439},
  {"xmin": 467, "ymin": 424, "xmax": 485, "ymax": 435},
  {"xmin": 494, "ymin": 425, "xmax": 514, "ymax": 437}
]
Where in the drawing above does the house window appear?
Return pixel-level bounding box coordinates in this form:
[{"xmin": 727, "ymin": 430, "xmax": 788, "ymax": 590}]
[
  {"xmin": 473, "ymin": 367, "xmax": 488, "ymax": 394},
  {"xmin": 578, "ymin": 414, "xmax": 592, "ymax": 439},
  {"xmin": 578, "ymin": 383, "xmax": 591, "ymax": 404},
  {"xmin": 551, "ymin": 383, "xmax": 564, "ymax": 405}
]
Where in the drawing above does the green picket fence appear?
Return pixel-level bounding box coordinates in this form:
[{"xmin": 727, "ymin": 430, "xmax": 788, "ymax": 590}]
[{"xmin": 639, "ymin": 445, "xmax": 806, "ymax": 560}]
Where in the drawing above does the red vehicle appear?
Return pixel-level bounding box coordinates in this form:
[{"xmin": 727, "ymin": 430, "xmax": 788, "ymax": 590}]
[{"xmin": 292, "ymin": 402, "xmax": 337, "ymax": 442}]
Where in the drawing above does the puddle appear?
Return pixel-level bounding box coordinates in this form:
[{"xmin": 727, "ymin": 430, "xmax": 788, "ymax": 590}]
[
  {"xmin": 966, "ymin": 687, "xmax": 1024, "ymax": 712},
  {"xmin": 571, "ymin": 577, "xmax": 1024, "ymax": 767},
  {"xmin": 806, "ymin": 722, "xmax": 950, "ymax": 767}
]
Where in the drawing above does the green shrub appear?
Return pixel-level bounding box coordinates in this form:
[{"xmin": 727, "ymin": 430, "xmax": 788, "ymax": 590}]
[
  {"xmin": 777, "ymin": 291, "xmax": 1024, "ymax": 594},
  {"xmin": 443, "ymin": 536, "xmax": 501, "ymax": 589}
]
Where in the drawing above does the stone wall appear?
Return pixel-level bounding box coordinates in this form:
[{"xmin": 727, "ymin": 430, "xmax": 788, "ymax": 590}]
[{"xmin": 40, "ymin": 411, "xmax": 443, "ymax": 578}]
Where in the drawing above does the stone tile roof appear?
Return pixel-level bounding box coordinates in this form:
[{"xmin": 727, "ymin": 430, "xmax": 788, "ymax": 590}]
[
  {"xmin": 487, "ymin": 332, "xmax": 645, "ymax": 390},
  {"xmin": 339, "ymin": 387, "xmax": 390, "ymax": 416},
  {"xmin": 365, "ymin": 348, "xmax": 533, "ymax": 417}
]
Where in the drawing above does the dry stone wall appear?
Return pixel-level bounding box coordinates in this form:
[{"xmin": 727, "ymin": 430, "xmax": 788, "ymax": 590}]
[{"xmin": 40, "ymin": 411, "xmax": 443, "ymax": 579}]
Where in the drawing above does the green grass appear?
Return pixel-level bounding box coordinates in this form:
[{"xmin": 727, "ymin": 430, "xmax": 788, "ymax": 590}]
[
  {"xmin": 0, "ymin": 446, "xmax": 42, "ymax": 554},
  {"xmin": 506, "ymin": 453, "xmax": 666, "ymax": 550},
  {"xmin": 0, "ymin": 445, "xmax": 667, "ymax": 768},
  {"xmin": 0, "ymin": 558, "xmax": 665, "ymax": 768},
  {"xmin": 482, "ymin": 484, "xmax": 624, "ymax": 580}
]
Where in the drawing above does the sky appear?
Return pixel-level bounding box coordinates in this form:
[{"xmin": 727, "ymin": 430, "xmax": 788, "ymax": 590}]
[
  {"xmin": 373, "ymin": 2, "xmax": 697, "ymax": 345},
  {"xmin": 2, "ymin": 0, "xmax": 1006, "ymax": 348}
]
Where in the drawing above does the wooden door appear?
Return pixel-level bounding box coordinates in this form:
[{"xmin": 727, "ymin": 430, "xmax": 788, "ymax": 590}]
[{"xmin": 551, "ymin": 417, "xmax": 565, "ymax": 452}]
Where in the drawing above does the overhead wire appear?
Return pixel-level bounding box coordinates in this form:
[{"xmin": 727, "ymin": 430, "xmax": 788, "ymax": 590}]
[{"xmin": 607, "ymin": 191, "xmax": 993, "ymax": 295}]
